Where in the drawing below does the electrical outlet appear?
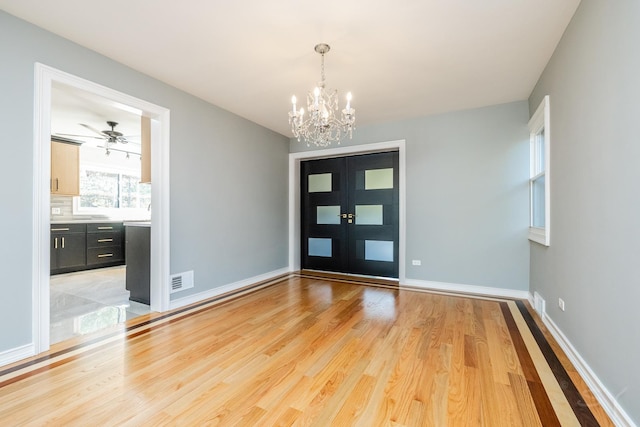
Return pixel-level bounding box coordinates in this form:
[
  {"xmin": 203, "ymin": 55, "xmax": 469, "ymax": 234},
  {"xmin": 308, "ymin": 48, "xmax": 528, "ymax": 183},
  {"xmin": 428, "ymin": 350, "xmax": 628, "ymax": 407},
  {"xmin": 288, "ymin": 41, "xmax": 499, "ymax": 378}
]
[
  {"xmin": 412, "ymin": 260, "xmax": 421, "ymax": 266},
  {"xmin": 558, "ymin": 298, "xmax": 565, "ymax": 311},
  {"xmin": 51, "ymin": 207, "xmax": 61, "ymax": 215}
]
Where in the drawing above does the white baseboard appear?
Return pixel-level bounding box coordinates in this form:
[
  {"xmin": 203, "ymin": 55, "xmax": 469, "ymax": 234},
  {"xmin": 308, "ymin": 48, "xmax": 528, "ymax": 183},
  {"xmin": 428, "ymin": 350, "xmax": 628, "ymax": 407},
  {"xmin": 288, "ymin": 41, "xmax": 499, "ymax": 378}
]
[
  {"xmin": 0, "ymin": 343, "xmax": 35, "ymax": 368},
  {"xmin": 169, "ymin": 267, "xmax": 291, "ymax": 311},
  {"xmin": 543, "ymin": 314, "xmax": 636, "ymax": 427},
  {"xmin": 528, "ymin": 292, "xmax": 535, "ymax": 308},
  {"xmin": 403, "ymin": 278, "xmax": 530, "ymax": 300}
]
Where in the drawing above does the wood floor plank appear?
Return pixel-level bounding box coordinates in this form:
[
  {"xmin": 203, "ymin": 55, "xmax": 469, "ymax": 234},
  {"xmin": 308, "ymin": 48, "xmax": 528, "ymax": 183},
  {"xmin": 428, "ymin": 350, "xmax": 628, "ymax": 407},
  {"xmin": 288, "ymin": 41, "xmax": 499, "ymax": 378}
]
[
  {"xmin": 0, "ymin": 275, "xmax": 613, "ymax": 426},
  {"xmin": 385, "ymin": 327, "xmax": 426, "ymax": 424}
]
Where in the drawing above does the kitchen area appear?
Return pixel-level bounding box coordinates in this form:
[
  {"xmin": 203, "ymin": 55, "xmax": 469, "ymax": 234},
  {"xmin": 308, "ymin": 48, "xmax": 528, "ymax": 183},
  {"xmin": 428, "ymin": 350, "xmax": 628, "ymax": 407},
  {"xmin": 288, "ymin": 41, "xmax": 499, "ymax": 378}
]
[{"xmin": 49, "ymin": 83, "xmax": 153, "ymax": 344}]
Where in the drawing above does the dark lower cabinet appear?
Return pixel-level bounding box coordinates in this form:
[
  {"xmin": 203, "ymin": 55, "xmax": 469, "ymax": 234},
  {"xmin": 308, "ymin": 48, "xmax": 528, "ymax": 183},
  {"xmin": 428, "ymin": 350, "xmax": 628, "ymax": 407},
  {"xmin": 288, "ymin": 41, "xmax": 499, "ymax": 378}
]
[
  {"xmin": 51, "ymin": 224, "xmax": 86, "ymax": 272},
  {"xmin": 125, "ymin": 225, "xmax": 150, "ymax": 305},
  {"xmin": 87, "ymin": 223, "xmax": 125, "ymax": 267},
  {"xmin": 57, "ymin": 233, "xmax": 87, "ymax": 269},
  {"xmin": 50, "ymin": 222, "xmax": 125, "ymax": 275}
]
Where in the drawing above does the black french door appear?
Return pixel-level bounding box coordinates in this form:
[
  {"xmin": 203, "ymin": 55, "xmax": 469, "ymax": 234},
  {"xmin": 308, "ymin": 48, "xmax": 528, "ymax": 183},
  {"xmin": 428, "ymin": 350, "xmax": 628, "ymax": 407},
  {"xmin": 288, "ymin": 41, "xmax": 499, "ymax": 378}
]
[{"xmin": 301, "ymin": 151, "xmax": 399, "ymax": 278}]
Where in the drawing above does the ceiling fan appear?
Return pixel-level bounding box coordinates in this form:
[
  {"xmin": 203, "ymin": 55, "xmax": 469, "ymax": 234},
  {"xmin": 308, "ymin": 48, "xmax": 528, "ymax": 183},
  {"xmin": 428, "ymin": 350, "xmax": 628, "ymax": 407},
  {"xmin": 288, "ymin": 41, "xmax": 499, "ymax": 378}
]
[{"xmin": 56, "ymin": 120, "xmax": 131, "ymax": 144}]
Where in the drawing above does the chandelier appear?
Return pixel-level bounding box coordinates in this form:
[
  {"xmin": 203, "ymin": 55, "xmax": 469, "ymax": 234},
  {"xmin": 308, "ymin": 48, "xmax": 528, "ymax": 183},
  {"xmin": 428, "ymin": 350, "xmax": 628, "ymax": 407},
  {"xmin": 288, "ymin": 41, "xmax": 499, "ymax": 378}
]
[{"xmin": 288, "ymin": 43, "xmax": 355, "ymax": 147}]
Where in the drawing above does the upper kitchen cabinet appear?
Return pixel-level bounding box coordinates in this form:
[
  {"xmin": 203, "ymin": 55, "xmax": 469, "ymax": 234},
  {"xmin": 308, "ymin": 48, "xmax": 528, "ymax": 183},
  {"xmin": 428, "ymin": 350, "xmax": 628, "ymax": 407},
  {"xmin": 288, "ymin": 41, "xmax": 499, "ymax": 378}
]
[
  {"xmin": 51, "ymin": 139, "xmax": 80, "ymax": 196},
  {"xmin": 140, "ymin": 116, "xmax": 151, "ymax": 184}
]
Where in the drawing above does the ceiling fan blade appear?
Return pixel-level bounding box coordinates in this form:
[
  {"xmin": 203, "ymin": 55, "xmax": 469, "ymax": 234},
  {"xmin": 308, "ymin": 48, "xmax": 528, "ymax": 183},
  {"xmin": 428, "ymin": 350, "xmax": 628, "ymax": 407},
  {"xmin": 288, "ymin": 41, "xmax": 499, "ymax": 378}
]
[
  {"xmin": 54, "ymin": 132, "xmax": 104, "ymax": 139},
  {"xmin": 79, "ymin": 123, "xmax": 107, "ymax": 137}
]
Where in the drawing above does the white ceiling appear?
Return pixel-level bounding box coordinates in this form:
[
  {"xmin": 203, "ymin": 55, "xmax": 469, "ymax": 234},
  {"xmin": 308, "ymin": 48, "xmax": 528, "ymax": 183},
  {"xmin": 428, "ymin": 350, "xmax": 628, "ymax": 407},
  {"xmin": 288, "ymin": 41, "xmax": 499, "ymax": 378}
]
[{"xmin": 1, "ymin": 0, "xmax": 580, "ymax": 137}]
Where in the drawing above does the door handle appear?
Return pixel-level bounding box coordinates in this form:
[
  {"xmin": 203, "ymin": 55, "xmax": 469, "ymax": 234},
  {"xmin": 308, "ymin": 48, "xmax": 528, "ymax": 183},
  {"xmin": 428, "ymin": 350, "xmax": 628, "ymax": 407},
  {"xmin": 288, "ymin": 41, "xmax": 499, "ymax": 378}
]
[
  {"xmin": 54, "ymin": 237, "xmax": 58, "ymax": 249},
  {"xmin": 338, "ymin": 213, "xmax": 357, "ymax": 222},
  {"xmin": 61, "ymin": 237, "xmax": 65, "ymax": 248}
]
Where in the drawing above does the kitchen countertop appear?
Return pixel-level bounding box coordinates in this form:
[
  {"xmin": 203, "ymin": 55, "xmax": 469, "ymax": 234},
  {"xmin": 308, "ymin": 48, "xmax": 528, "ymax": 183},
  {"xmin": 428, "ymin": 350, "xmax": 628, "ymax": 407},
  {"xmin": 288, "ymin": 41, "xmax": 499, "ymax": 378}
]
[
  {"xmin": 51, "ymin": 219, "xmax": 150, "ymax": 224},
  {"xmin": 123, "ymin": 221, "xmax": 151, "ymax": 227},
  {"xmin": 51, "ymin": 219, "xmax": 121, "ymax": 224}
]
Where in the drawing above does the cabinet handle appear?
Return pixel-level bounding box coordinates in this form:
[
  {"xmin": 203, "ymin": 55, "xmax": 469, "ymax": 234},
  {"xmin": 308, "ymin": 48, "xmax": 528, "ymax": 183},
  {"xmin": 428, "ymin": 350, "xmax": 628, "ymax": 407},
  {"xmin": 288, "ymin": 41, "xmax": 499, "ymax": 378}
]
[
  {"xmin": 56, "ymin": 178, "xmax": 59, "ymax": 191},
  {"xmin": 97, "ymin": 238, "xmax": 113, "ymax": 243},
  {"xmin": 97, "ymin": 253, "xmax": 114, "ymax": 258},
  {"xmin": 97, "ymin": 226, "xmax": 113, "ymax": 230},
  {"xmin": 61, "ymin": 237, "xmax": 65, "ymax": 249},
  {"xmin": 51, "ymin": 227, "xmax": 70, "ymax": 231},
  {"xmin": 54, "ymin": 237, "xmax": 58, "ymax": 249}
]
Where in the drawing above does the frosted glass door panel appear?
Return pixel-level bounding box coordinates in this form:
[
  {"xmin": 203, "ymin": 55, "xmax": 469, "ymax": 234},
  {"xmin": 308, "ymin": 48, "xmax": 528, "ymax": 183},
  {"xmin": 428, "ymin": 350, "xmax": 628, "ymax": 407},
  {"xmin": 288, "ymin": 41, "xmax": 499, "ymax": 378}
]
[
  {"xmin": 317, "ymin": 206, "xmax": 341, "ymax": 224},
  {"xmin": 308, "ymin": 238, "xmax": 332, "ymax": 257},
  {"xmin": 365, "ymin": 168, "xmax": 393, "ymax": 190},
  {"xmin": 356, "ymin": 205, "xmax": 383, "ymax": 225},
  {"xmin": 365, "ymin": 240, "xmax": 393, "ymax": 262},
  {"xmin": 308, "ymin": 173, "xmax": 332, "ymax": 193}
]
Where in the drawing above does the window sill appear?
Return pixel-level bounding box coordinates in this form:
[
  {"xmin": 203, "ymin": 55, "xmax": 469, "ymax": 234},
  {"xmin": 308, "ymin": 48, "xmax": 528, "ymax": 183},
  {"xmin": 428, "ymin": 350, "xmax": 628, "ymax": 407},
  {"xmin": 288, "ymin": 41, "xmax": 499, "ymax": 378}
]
[{"xmin": 528, "ymin": 227, "xmax": 549, "ymax": 246}]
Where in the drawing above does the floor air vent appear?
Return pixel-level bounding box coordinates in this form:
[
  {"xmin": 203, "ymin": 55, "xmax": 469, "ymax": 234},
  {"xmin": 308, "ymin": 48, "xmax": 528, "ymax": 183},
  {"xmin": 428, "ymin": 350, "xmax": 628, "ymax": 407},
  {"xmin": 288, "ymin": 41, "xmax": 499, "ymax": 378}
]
[
  {"xmin": 170, "ymin": 270, "xmax": 194, "ymax": 294},
  {"xmin": 533, "ymin": 291, "xmax": 546, "ymax": 316}
]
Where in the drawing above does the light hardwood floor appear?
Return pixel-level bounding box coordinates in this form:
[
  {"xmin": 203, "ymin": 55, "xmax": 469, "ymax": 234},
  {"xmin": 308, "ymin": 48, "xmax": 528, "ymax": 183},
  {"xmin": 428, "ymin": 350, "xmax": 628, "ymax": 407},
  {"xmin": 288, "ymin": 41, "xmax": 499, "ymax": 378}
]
[{"xmin": 0, "ymin": 273, "xmax": 611, "ymax": 426}]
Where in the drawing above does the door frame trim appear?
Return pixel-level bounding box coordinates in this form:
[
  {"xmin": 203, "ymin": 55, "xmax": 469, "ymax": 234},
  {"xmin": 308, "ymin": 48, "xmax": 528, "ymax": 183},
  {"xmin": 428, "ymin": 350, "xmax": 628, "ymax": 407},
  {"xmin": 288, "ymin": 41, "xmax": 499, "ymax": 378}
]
[
  {"xmin": 32, "ymin": 63, "xmax": 171, "ymax": 354},
  {"xmin": 288, "ymin": 140, "xmax": 406, "ymax": 282}
]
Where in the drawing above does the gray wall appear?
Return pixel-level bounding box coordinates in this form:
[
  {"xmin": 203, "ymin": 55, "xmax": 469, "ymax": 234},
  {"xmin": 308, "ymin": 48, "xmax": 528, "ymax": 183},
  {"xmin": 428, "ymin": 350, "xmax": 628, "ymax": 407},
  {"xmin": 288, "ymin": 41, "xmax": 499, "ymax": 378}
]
[
  {"xmin": 529, "ymin": 1, "xmax": 640, "ymax": 422},
  {"xmin": 291, "ymin": 101, "xmax": 530, "ymax": 291},
  {"xmin": 0, "ymin": 11, "xmax": 289, "ymax": 352}
]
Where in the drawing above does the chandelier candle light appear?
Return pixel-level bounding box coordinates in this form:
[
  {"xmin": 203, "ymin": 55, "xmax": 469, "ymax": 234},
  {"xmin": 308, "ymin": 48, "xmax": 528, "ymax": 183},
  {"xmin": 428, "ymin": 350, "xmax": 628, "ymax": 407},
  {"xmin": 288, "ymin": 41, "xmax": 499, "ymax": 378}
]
[{"xmin": 289, "ymin": 43, "xmax": 355, "ymax": 147}]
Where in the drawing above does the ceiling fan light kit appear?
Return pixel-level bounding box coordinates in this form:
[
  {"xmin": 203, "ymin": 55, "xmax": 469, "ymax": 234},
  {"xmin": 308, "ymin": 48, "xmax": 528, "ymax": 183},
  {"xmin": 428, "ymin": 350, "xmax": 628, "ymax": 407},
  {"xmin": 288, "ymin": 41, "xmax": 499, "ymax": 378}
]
[
  {"xmin": 104, "ymin": 121, "xmax": 127, "ymax": 144},
  {"xmin": 288, "ymin": 43, "xmax": 356, "ymax": 147}
]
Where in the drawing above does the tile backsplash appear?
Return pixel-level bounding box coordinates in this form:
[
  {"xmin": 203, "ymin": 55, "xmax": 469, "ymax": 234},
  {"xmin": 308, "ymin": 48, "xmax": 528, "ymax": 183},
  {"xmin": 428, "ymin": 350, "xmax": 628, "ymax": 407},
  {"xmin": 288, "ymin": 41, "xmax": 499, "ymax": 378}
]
[
  {"xmin": 50, "ymin": 195, "xmax": 150, "ymax": 222},
  {"xmin": 50, "ymin": 195, "xmax": 74, "ymax": 219},
  {"xmin": 50, "ymin": 195, "xmax": 107, "ymax": 221}
]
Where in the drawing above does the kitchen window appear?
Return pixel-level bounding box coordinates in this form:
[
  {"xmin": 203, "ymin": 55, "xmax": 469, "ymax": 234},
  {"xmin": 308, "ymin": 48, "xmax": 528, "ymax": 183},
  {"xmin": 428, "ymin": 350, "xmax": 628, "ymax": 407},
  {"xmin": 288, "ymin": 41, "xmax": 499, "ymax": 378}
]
[
  {"xmin": 528, "ymin": 95, "xmax": 550, "ymax": 246},
  {"xmin": 74, "ymin": 166, "xmax": 151, "ymax": 215}
]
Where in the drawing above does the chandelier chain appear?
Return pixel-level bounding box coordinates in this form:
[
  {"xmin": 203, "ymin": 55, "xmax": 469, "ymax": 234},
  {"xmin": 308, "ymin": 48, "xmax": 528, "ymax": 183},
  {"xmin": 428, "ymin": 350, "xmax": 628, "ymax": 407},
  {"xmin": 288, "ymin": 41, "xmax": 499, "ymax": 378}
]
[{"xmin": 320, "ymin": 52, "xmax": 325, "ymax": 88}]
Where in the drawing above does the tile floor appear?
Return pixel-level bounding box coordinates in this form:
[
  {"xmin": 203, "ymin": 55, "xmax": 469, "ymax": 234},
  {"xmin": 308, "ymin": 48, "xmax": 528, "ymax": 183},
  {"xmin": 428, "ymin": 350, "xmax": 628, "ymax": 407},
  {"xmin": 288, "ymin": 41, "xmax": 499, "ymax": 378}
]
[{"xmin": 50, "ymin": 266, "xmax": 150, "ymax": 344}]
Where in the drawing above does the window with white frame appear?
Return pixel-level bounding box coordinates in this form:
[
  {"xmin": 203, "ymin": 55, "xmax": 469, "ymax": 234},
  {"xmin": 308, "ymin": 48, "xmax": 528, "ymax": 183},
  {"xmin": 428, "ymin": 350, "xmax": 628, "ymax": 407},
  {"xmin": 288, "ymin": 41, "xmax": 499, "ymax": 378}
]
[
  {"xmin": 528, "ymin": 95, "xmax": 550, "ymax": 245},
  {"xmin": 74, "ymin": 166, "xmax": 151, "ymax": 216},
  {"xmin": 79, "ymin": 168, "xmax": 150, "ymax": 209}
]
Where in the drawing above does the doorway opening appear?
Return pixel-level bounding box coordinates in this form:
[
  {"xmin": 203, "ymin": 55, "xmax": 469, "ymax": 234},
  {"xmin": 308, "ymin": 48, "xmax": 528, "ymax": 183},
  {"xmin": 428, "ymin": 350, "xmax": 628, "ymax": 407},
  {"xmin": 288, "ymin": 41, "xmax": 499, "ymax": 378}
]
[{"xmin": 33, "ymin": 63, "xmax": 171, "ymax": 354}]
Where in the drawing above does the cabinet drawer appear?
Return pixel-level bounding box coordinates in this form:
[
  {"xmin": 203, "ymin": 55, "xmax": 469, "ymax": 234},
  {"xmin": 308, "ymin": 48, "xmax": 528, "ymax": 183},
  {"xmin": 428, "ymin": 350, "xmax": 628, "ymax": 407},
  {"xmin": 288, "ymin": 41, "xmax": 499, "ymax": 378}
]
[
  {"xmin": 87, "ymin": 246, "xmax": 124, "ymax": 265},
  {"xmin": 87, "ymin": 222, "xmax": 123, "ymax": 233},
  {"xmin": 50, "ymin": 223, "xmax": 86, "ymax": 234},
  {"xmin": 87, "ymin": 232, "xmax": 122, "ymax": 248}
]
